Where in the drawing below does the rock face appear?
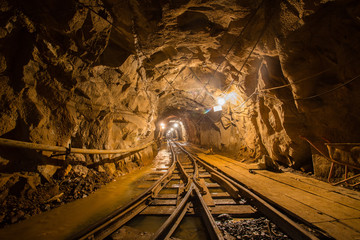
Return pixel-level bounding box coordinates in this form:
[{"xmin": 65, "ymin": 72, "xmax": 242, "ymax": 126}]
[{"xmin": 0, "ymin": 0, "xmax": 359, "ymax": 226}]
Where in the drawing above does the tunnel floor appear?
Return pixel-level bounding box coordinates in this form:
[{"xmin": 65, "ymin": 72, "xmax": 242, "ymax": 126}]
[
  {"xmin": 0, "ymin": 142, "xmax": 359, "ymax": 240},
  {"xmin": 185, "ymin": 144, "xmax": 360, "ymax": 240}
]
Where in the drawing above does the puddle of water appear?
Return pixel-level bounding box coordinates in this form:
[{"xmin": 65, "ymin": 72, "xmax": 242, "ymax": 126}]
[
  {"xmin": 0, "ymin": 147, "xmax": 171, "ymax": 240},
  {"xmin": 172, "ymin": 216, "xmax": 210, "ymax": 240}
]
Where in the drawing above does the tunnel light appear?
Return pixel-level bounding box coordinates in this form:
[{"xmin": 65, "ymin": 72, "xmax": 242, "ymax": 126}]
[
  {"xmin": 213, "ymin": 105, "xmax": 222, "ymax": 112},
  {"xmin": 161, "ymin": 126, "xmax": 165, "ymax": 129},
  {"xmin": 170, "ymin": 128, "xmax": 174, "ymax": 131},
  {"xmin": 173, "ymin": 123, "xmax": 179, "ymax": 128},
  {"xmin": 217, "ymin": 97, "xmax": 226, "ymax": 106},
  {"xmin": 160, "ymin": 122, "xmax": 165, "ymax": 127}
]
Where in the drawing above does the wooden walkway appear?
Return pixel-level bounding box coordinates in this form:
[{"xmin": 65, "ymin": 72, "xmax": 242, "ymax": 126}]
[{"xmin": 188, "ymin": 146, "xmax": 360, "ymax": 240}]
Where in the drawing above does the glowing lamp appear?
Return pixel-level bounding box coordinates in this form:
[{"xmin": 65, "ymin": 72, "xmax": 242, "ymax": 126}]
[
  {"xmin": 213, "ymin": 105, "xmax": 222, "ymax": 112},
  {"xmin": 217, "ymin": 97, "xmax": 225, "ymax": 106},
  {"xmin": 174, "ymin": 123, "xmax": 179, "ymax": 128}
]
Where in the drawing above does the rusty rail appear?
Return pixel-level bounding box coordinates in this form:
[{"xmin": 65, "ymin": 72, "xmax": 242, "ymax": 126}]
[
  {"xmin": 72, "ymin": 143, "xmax": 176, "ymax": 240},
  {"xmin": 73, "ymin": 140, "xmax": 325, "ymax": 240},
  {"xmin": 175, "ymin": 142, "xmax": 321, "ymax": 240}
]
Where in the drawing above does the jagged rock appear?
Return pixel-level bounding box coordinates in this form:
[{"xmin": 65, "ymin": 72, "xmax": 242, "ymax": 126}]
[
  {"xmin": 56, "ymin": 164, "xmax": 72, "ymax": 178},
  {"xmin": 37, "ymin": 165, "xmax": 60, "ymax": 182},
  {"xmin": 0, "ymin": 173, "xmax": 12, "ymax": 189},
  {"xmin": 19, "ymin": 173, "xmax": 41, "ymax": 190},
  {"xmin": 257, "ymin": 155, "xmax": 279, "ymax": 171},
  {"xmin": 103, "ymin": 163, "xmax": 117, "ymax": 176},
  {"xmin": 97, "ymin": 165, "xmax": 106, "ymax": 173},
  {"xmin": 0, "ymin": 156, "xmax": 9, "ymax": 167},
  {"xmin": 72, "ymin": 165, "xmax": 89, "ymax": 178}
]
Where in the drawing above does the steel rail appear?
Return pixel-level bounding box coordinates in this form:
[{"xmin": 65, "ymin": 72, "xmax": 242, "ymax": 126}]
[
  {"xmin": 167, "ymin": 141, "xmax": 223, "ymax": 240},
  {"xmin": 73, "ymin": 140, "xmax": 222, "ymax": 240},
  {"xmin": 152, "ymin": 183, "xmax": 194, "ymax": 240},
  {"xmin": 72, "ymin": 142, "xmax": 176, "ymax": 240},
  {"xmin": 193, "ymin": 187, "xmax": 224, "ymax": 240},
  {"xmin": 174, "ymin": 142, "xmax": 322, "ymax": 240}
]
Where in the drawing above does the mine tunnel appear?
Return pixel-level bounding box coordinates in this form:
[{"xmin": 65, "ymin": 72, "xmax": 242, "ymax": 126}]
[{"xmin": 0, "ymin": 0, "xmax": 360, "ymax": 239}]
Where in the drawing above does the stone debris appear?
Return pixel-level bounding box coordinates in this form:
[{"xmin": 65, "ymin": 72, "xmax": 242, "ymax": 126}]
[
  {"xmin": 216, "ymin": 217, "xmax": 291, "ymax": 240},
  {"xmin": 0, "ymin": 168, "xmax": 116, "ymax": 228}
]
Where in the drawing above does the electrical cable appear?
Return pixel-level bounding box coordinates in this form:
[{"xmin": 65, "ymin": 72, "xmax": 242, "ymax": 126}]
[
  {"xmin": 259, "ymin": 68, "xmax": 331, "ymax": 92},
  {"xmin": 194, "ymin": 0, "xmax": 265, "ymax": 100},
  {"xmin": 189, "ymin": 68, "xmax": 215, "ymax": 100},
  {"xmin": 225, "ymin": 8, "xmax": 274, "ymax": 94},
  {"xmin": 293, "ymin": 73, "xmax": 360, "ymax": 100},
  {"xmin": 258, "ymin": 73, "xmax": 360, "ymax": 101}
]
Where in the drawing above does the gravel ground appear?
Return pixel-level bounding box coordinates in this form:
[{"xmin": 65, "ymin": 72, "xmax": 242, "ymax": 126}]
[{"xmin": 216, "ymin": 215, "xmax": 291, "ymax": 240}]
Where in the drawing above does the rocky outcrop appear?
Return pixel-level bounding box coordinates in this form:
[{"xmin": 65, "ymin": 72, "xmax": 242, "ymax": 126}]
[{"xmin": 155, "ymin": 0, "xmax": 360, "ymax": 175}]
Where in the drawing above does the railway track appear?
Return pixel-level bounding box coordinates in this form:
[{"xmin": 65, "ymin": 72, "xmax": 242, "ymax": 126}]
[{"xmin": 72, "ymin": 141, "xmax": 329, "ymax": 240}]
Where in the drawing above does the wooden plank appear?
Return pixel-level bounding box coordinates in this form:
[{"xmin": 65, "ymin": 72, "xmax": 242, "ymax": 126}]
[
  {"xmin": 210, "ymin": 192, "xmax": 231, "ymax": 198},
  {"xmin": 257, "ymin": 171, "xmax": 360, "ymax": 210},
  {"xmin": 198, "ymin": 178, "xmax": 215, "ymax": 207},
  {"xmin": 210, "ymin": 172, "xmax": 239, "ymax": 200},
  {"xmin": 205, "ymin": 183, "xmax": 221, "ymax": 188},
  {"xmin": 315, "ymin": 221, "xmax": 360, "ymax": 240},
  {"xmin": 140, "ymin": 206, "xmax": 176, "ymax": 215},
  {"xmin": 171, "ymin": 175, "xmax": 181, "ymax": 180},
  {"xmin": 200, "ymin": 153, "xmax": 360, "ymax": 219},
  {"xmin": 213, "ymin": 198, "xmax": 237, "ymax": 205},
  {"xmin": 339, "ymin": 218, "xmax": 360, "ymax": 234},
  {"xmin": 210, "ymin": 162, "xmax": 336, "ymax": 222},
  {"xmin": 155, "ymin": 194, "xmax": 177, "ymax": 199},
  {"xmin": 199, "ymin": 174, "xmax": 211, "ymax": 178},
  {"xmin": 194, "ymin": 151, "xmax": 360, "ymax": 239},
  {"xmin": 211, "ymin": 205, "xmax": 257, "ymax": 217},
  {"xmin": 150, "ymin": 199, "xmax": 177, "ymax": 206}
]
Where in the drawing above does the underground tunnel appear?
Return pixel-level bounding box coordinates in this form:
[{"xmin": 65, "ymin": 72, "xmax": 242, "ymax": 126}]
[{"xmin": 0, "ymin": 0, "xmax": 359, "ymax": 239}]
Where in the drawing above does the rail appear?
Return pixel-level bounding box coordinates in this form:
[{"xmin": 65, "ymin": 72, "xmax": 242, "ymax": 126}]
[
  {"xmin": 72, "ymin": 142, "xmax": 177, "ymax": 240},
  {"xmin": 175, "ymin": 142, "xmax": 320, "ymax": 240},
  {"xmin": 71, "ymin": 140, "xmax": 325, "ymax": 240}
]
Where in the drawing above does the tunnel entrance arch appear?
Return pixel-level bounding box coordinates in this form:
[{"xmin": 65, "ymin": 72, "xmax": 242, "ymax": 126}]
[{"xmin": 156, "ymin": 115, "xmax": 187, "ymax": 141}]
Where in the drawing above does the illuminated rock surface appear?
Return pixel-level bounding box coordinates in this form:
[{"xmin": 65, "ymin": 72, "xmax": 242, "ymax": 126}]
[{"xmin": 0, "ymin": 0, "xmax": 359, "ymax": 227}]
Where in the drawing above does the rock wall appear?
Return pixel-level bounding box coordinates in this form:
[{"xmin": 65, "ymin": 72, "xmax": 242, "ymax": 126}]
[
  {"xmin": 0, "ymin": 0, "xmax": 159, "ymax": 226},
  {"xmin": 154, "ymin": 0, "xmax": 360, "ymax": 175},
  {"xmin": 0, "ymin": 0, "xmax": 360, "ymax": 227}
]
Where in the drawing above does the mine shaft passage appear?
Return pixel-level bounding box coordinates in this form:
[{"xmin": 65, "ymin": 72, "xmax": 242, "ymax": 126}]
[{"xmin": 0, "ymin": 0, "xmax": 360, "ymax": 239}]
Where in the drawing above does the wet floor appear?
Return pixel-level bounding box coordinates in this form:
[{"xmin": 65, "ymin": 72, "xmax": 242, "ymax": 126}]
[{"xmin": 0, "ymin": 144, "xmax": 171, "ymax": 240}]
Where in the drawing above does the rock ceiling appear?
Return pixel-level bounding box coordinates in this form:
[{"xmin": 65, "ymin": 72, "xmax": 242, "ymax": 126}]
[{"xmin": 0, "ymin": 0, "xmax": 360, "ymax": 170}]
